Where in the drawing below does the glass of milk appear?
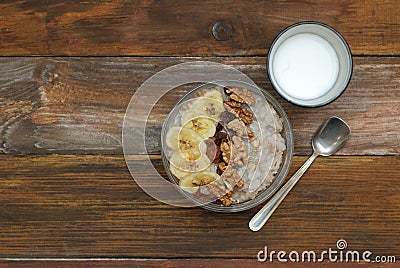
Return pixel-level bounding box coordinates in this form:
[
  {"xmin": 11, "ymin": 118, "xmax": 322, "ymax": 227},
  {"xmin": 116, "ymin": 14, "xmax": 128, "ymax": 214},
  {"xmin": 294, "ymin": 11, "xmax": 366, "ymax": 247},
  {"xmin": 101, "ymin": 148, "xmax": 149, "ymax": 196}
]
[{"xmin": 267, "ymin": 22, "xmax": 352, "ymax": 107}]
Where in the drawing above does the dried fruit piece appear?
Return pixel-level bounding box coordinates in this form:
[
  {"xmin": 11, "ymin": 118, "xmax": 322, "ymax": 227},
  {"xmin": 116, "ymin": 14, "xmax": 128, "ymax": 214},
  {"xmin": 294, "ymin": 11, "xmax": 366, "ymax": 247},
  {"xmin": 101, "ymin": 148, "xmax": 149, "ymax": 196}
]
[
  {"xmin": 220, "ymin": 111, "xmax": 237, "ymax": 124},
  {"xmin": 204, "ymin": 138, "xmax": 220, "ymax": 163},
  {"xmin": 214, "ymin": 131, "xmax": 228, "ymax": 146},
  {"xmin": 216, "ymin": 122, "xmax": 224, "ymax": 132}
]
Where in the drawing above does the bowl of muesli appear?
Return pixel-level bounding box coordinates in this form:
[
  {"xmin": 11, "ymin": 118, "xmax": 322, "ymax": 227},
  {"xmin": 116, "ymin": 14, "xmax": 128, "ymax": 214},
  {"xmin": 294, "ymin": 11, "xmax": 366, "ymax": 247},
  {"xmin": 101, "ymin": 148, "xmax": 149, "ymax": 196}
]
[{"xmin": 161, "ymin": 81, "xmax": 293, "ymax": 212}]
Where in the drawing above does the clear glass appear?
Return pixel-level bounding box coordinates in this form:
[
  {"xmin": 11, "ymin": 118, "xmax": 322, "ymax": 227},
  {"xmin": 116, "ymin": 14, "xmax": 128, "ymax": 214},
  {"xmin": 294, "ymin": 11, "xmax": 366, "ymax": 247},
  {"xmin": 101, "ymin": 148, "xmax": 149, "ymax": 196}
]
[
  {"xmin": 267, "ymin": 22, "xmax": 353, "ymax": 107},
  {"xmin": 161, "ymin": 81, "xmax": 293, "ymax": 212}
]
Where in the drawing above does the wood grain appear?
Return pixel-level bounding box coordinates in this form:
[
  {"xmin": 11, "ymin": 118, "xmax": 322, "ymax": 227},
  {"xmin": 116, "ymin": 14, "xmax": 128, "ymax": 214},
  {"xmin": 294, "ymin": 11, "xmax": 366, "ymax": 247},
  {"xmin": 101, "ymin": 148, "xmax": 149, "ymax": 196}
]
[
  {"xmin": 0, "ymin": 260, "xmax": 393, "ymax": 268},
  {"xmin": 0, "ymin": 154, "xmax": 399, "ymax": 258},
  {"xmin": 0, "ymin": 1, "xmax": 400, "ymax": 56},
  {"xmin": 0, "ymin": 57, "xmax": 399, "ymax": 155}
]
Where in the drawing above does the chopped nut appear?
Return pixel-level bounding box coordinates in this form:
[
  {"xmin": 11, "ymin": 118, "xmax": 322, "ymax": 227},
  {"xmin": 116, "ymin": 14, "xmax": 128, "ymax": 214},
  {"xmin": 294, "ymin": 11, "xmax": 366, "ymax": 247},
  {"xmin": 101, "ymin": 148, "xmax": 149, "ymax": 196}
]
[
  {"xmin": 224, "ymin": 100, "xmax": 242, "ymax": 108},
  {"xmin": 207, "ymin": 181, "xmax": 229, "ymax": 198},
  {"xmin": 220, "ymin": 140, "xmax": 231, "ymax": 164},
  {"xmin": 219, "ymin": 167, "xmax": 245, "ymax": 206},
  {"xmin": 228, "ymin": 87, "xmax": 255, "ymax": 106},
  {"xmin": 247, "ymin": 130, "xmax": 254, "ymax": 138},
  {"xmin": 230, "ymin": 93, "xmax": 245, "ymax": 104},
  {"xmin": 227, "ymin": 118, "xmax": 248, "ymax": 138},
  {"xmin": 218, "ymin": 162, "xmax": 227, "ymax": 173},
  {"xmin": 223, "ymin": 103, "xmax": 241, "ymax": 117},
  {"xmin": 236, "ymin": 178, "xmax": 244, "ymax": 189},
  {"xmin": 220, "ymin": 193, "xmax": 233, "ymax": 206},
  {"xmin": 239, "ymin": 107, "xmax": 254, "ymax": 124},
  {"xmin": 221, "ymin": 166, "xmax": 242, "ymax": 187},
  {"xmin": 230, "ymin": 136, "xmax": 248, "ymax": 167}
]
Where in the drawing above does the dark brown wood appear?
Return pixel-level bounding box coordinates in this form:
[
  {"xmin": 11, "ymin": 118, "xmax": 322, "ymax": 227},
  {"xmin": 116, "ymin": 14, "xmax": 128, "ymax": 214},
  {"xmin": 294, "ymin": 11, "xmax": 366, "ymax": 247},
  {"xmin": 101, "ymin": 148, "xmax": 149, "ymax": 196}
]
[
  {"xmin": 0, "ymin": 259, "xmax": 392, "ymax": 268},
  {"xmin": 1, "ymin": 57, "xmax": 399, "ymax": 155},
  {"xmin": 0, "ymin": 155, "xmax": 399, "ymax": 258},
  {"xmin": 0, "ymin": 1, "xmax": 400, "ymax": 56}
]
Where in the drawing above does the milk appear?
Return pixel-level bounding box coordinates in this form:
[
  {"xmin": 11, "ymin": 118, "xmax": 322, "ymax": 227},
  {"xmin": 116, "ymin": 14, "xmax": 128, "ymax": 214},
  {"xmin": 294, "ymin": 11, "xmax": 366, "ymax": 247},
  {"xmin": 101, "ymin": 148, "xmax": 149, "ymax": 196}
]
[{"xmin": 272, "ymin": 33, "xmax": 339, "ymax": 100}]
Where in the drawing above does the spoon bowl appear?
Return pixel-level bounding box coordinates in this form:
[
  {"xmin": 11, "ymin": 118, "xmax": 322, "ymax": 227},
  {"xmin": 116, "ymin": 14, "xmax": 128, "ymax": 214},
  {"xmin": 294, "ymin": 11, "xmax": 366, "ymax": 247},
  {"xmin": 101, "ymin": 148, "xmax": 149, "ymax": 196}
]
[{"xmin": 312, "ymin": 116, "xmax": 351, "ymax": 156}]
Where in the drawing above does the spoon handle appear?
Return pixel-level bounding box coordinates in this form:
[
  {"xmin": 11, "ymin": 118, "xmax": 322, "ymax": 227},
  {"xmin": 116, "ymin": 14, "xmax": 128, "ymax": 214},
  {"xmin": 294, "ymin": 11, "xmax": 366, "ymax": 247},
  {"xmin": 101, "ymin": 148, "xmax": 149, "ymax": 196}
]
[{"xmin": 249, "ymin": 151, "xmax": 319, "ymax": 232}]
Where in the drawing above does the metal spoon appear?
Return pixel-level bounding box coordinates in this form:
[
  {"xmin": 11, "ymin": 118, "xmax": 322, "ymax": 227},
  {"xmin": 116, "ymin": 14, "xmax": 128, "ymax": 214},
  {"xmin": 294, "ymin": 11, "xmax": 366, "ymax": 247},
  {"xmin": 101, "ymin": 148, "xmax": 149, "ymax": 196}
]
[{"xmin": 249, "ymin": 116, "xmax": 351, "ymax": 232}]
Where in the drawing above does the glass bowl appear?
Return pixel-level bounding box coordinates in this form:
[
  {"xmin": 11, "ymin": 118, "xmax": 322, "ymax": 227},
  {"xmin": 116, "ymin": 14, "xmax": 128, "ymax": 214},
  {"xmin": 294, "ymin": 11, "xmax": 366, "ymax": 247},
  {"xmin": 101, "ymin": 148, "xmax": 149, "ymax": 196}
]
[{"xmin": 161, "ymin": 80, "xmax": 293, "ymax": 212}]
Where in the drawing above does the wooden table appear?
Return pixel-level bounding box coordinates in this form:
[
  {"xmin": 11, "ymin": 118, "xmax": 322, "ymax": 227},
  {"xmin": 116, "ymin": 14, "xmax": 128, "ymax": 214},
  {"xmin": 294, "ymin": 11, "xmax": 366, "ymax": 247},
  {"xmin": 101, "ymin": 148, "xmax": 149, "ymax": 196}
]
[{"xmin": 0, "ymin": 1, "xmax": 399, "ymax": 267}]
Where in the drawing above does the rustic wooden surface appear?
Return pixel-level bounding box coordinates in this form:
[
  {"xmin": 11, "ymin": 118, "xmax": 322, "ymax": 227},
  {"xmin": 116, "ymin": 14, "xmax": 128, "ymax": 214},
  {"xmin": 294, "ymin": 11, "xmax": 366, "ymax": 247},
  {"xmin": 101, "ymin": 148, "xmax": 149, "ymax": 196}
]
[
  {"xmin": 0, "ymin": 260, "xmax": 392, "ymax": 268},
  {"xmin": 0, "ymin": 57, "xmax": 399, "ymax": 156},
  {"xmin": 0, "ymin": 0, "xmax": 400, "ymax": 56},
  {"xmin": 0, "ymin": 155, "xmax": 399, "ymax": 258},
  {"xmin": 0, "ymin": 0, "xmax": 399, "ymax": 267}
]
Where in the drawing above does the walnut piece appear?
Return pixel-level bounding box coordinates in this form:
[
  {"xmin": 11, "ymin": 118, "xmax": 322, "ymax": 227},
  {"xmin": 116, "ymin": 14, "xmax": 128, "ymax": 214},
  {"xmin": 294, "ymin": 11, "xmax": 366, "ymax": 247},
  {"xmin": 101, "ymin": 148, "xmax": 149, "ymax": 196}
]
[
  {"xmin": 200, "ymin": 166, "xmax": 244, "ymax": 206},
  {"xmin": 247, "ymin": 130, "xmax": 254, "ymax": 138},
  {"xmin": 219, "ymin": 167, "xmax": 245, "ymax": 206},
  {"xmin": 223, "ymin": 103, "xmax": 241, "ymax": 117},
  {"xmin": 221, "ymin": 166, "xmax": 242, "ymax": 187},
  {"xmin": 230, "ymin": 136, "xmax": 248, "ymax": 167},
  {"xmin": 227, "ymin": 87, "xmax": 255, "ymax": 106},
  {"xmin": 239, "ymin": 107, "xmax": 254, "ymax": 124},
  {"xmin": 227, "ymin": 118, "xmax": 248, "ymax": 138},
  {"xmin": 218, "ymin": 162, "xmax": 227, "ymax": 173},
  {"xmin": 224, "ymin": 100, "xmax": 242, "ymax": 108},
  {"xmin": 219, "ymin": 192, "xmax": 233, "ymax": 206},
  {"xmin": 207, "ymin": 181, "xmax": 228, "ymax": 199},
  {"xmin": 236, "ymin": 178, "xmax": 244, "ymax": 189},
  {"xmin": 220, "ymin": 140, "xmax": 231, "ymax": 163},
  {"xmin": 230, "ymin": 93, "xmax": 245, "ymax": 104}
]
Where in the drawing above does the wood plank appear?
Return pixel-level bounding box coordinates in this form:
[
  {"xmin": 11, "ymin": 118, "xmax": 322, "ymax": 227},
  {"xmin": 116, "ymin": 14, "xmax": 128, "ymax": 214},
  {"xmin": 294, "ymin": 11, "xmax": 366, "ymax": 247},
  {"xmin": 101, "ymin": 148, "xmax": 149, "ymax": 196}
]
[
  {"xmin": 1, "ymin": 57, "xmax": 399, "ymax": 155},
  {"xmin": 0, "ymin": 155, "xmax": 399, "ymax": 258},
  {"xmin": 0, "ymin": 1, "xmax": 400, "ymax": 56},
  {"xmin": 0, "ymin": 259, "xmax": 394, "ymax": 268}
]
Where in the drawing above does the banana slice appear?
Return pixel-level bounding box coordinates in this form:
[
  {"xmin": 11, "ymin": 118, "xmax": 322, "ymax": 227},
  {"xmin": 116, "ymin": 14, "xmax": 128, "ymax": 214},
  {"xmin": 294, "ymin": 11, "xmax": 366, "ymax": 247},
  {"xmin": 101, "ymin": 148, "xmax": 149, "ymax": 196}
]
[
  {"xmin": 169, "ymin": 151, "xmax": 210, "ymax": 175},
  {"xmin": 170, "ymin": 163, "xmax": 212, "ymax": 180},
  {"xmin": 181, "ymin": 110, "xmax": 216, "ymax": 139},
  {"xmin": 165, "ymin": 126, "xmax": 206, "ymax": 160},
  {"xmin": 191, "ymin": 97, "xmax": 225, "ymax": 120},
  {"xmin": 179, "ymin": 171, "xmax": 220, "ymax": 193},
  {"xmin": 165, "ymin": 126, "xmax": 181, "ymax": 150},
  {"xmin": 200, "ymin": 89, "xmax": 224, "ymax": 102}
]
